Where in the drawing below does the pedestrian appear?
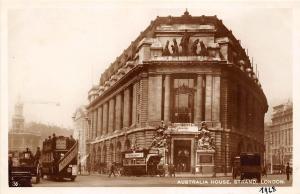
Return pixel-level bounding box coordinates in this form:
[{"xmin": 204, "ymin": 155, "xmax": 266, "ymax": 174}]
[
  {"xmin": 24, "ymin": 148, "xmax": 33, "ymax": 160},
  {"xmin": 69, "ymin": 135, "xmax": 76, "ymax": 147},
  {"xmin": 34, "ymin": 147, "xmax": 41, "ymax": 166},
  {"xmin": 263, "ymin": 166, "xmax": 267, "ymax": 178},
  {"xmin": 78, "ymin": 162, "xmax": 82, "ymax": 175},
  {"xmin": 108, "ymin": 162, "xmax": 116, "ymax": 177},
  {"xmin": 286, "ymin": 162, "xmax": 291, "ymax": 181},
  {"xmin": 8, "ymin": 154, "xmax": 13, "ymax": 181},
  {"xmin": 169, "ymin": 164, "xmax": 176, "ymax": 177},
  {"xmin": 52, "ymin": 133, "xmax": 57, "ymax": 150}
]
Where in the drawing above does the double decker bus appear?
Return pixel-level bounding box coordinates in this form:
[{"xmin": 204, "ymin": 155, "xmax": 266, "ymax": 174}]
[{"xmin": 41, "ymin": 136, "xmax": 78, "ymax": 181}]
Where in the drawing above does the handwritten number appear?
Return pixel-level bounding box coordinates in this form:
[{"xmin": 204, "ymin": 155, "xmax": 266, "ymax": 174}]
[
  {"xmin": 259, "ymin": 187, "xmax": 264, "ymax": 193},
  {"xmin": 259, "ymin": 187, "xmax": 277, "ymax": 194}
]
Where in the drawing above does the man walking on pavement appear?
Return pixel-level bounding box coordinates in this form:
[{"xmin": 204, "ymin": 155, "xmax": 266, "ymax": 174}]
[
  {"xmin": 108, "ymin": 162, "xmax": 116, "ymax": 177},
  {"xmin": 286, "ymin": 162, "xmax": 291, "ymax": 181}
]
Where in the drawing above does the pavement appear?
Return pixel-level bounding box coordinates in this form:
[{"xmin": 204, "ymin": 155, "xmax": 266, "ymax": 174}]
[{"xmin": 33, "ymin": 174, "xmax": 293, "ymax": 187}]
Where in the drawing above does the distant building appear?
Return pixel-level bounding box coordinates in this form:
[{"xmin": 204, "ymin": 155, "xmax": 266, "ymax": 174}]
[
  {"xmin": 73, "ymin": 105, "xmax": 89, "ymax": 173},
  {"xmin": 265, "ymin": 101, "xmax": 293, "ymax": 172},
  {"xmin": 85, "ymin": 11, "xmax": 268, "ymax": 174},
  {"xmin": 264, "ymin": 122, "xmax": 272, "ymax": 169},
  {"xmin": 9, "ymin": 102, "xmax": 41, "ymax": 154}
]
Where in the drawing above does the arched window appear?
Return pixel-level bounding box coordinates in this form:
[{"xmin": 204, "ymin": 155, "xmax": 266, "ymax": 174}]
[
  {"xmin": 116, "ymin": 142, "xmax": 122, "ymax": 163},
  {"xmin": 172, "ymin": 78, "xmax": 195, "ymax": 123},
  {"xmin": 96, "ymin": 145, "xmax": 101, "ymax": 170},
  {"xmin": 110, "ymin": 143, "xmax": 114, "ymax": 163},
  {"xmin": 125, "ymin": 139, "xmax": 131, "ymax": 151},
  {"xmin": 102, "ymin": 145, "xmax": 107, "ymax": 166},
  {"xmin": 92, "ymin": 146, "xmax": 96, "ymax": 171}
]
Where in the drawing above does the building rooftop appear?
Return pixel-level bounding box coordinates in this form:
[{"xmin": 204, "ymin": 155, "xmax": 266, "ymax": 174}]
[{"xmin": 98, "ymin": 11, "xmax": 250, "ymax": 86}]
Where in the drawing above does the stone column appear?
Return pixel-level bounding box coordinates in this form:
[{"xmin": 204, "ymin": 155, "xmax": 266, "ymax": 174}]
[
  {"xmin": 102, "ymin": 103, "xmax": 108, "ymax": 134},
  {"xmin": 212, "ymin": 76, "xmax": 221, "ymax": 122},
  {"xmin": 93, "ymin": 110, "xmax": 98, "ymax": 138},
  {"xmin": 98, "ymin": 106, "xmax": 102, "ymax": 136},
  {"xmin": 205, "ymin": 75, "xmax": 212, "ymax": 121},
  {"xmin": 194, "ymin": 75, "xmax": 203, "ymax": 123},
  {"xmin": 89, "ymin": 113, "xmax": 94, "ymax": 139},
  {"xmin": 115, "ymin": 94, "xmax": 122, "ymax": 131},
  {"xmin": 148, "ymin": 75, "xmax": 162, "ymax": 125},
  {"xmin": 123, "ymin": 88, "xmax": 130, "ymax": 128},
  {"xmin": 108, "ymin": 98, "xmax": 115, "ymax": 133},
  {"xmin": 164, "ymin": 75, "xmax": 171, "ymax": 123},
  {"xmin": 132, "ymin": 83, "xmax": 137, "ymax": 125},
  {"xmin": 139, "ymin": 74, "xmax": 148, "ymax": 127}
]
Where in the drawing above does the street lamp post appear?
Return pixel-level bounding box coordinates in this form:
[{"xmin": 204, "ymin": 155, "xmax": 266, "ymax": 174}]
[{"xmin": 270, "ymin": 141, "xmax": 273, "ymax": 174}]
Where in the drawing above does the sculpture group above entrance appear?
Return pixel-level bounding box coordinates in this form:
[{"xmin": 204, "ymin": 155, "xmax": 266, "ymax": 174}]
[
  {"xmin": 197, "ymin": 122, "xmax": 215, "ymax": 150},
  {"xmin": 162, "ymin": 30, "xmax": 220, "ymax": 57}
]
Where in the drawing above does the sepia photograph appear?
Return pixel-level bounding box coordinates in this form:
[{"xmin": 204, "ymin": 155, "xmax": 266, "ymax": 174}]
[{"xmin": 1, "ymin": 0, "xmax": 299, "ymax": 193}]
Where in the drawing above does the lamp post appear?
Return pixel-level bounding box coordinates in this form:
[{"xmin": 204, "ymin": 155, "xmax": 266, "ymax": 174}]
[
  {"xmin": 194, "ymin": 133, "xmax": 199, "ymax": 174},
  {"xmin": 166, "ymin": 134, "xmax": 171, "ymax": 165},
  {"xmin": 270, "ymin": 140, "xmax": 273, "ymax": 174}
]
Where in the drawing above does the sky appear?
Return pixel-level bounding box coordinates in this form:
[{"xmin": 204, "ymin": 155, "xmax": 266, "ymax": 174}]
[{"xmin": 6, "ymin": 2, "xmax": 293, "ymax": 128}]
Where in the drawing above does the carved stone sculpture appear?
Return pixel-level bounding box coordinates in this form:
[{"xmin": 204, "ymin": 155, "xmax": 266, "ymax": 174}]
[
  {"xmin": 162, "ymin": 40, "xmax": 171, "ymax": 56},
  {"xmin": 150, "ymin": 121, "xmax": 168, "ymax": 149},
  {"xmin": 171, "ymin": 38, "xmax": 179, "ymax": 56},
  {"xmin": 191, "ymin": 39, "xmax": 199, "ymax": 56},
  {"xmin": 197, "ymin": 122, "xmax": 215, "ymax": 150},
  {"xmin": 180, "ymin": 30, "xmax": 191, "ymax": 55},
  {"xmin": 199, "ymin": 41, "xmax": 209, "ymax": 56}
]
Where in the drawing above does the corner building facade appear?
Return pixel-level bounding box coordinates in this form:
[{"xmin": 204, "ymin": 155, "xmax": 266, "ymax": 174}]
[{"xmin": 86, "ymin": 12, "xmax": 268, "ymax": 174}]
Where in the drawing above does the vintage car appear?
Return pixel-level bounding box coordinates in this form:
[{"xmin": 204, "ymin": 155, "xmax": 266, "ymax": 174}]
[
  {"xmin": 240, "ymin": 153, "xmax": 262, "ymax": 182},
  {"xmin": 9, "ymin": 151, "xmax": 41, "ymax": 187},
  {"xmin": 121, "ymin": 148, "xmax": 166, "ymax": 176},
  {"xmin": 232, "ymin": 156, "xmax": 241, "ymax": 179}
]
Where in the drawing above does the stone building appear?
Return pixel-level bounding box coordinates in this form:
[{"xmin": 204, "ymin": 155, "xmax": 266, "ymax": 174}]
[
  {"xmin": 9, "ymin": 102, "xmax": 41, "ymax": 154},
  {"xmin": 265, "ymin": 101, "xmax": 293, "ymax": 172},
  {"xmin": 86, "ymin": 11, "xmax": 268, "ymax": 174},
  {"xmin": 72, "ymin": 105, "xmax": 89, "ymax": 173}
]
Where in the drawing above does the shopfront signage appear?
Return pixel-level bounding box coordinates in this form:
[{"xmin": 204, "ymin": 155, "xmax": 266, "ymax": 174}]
[{"xmin": 125, "ymin": 152, "xmax": 144, "ymax": 158}]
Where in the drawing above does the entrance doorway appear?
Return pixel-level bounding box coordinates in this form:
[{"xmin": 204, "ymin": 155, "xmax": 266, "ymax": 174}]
[{"xmin": 173, "ymin": 140, "xmax": 191, "ymax": 172}]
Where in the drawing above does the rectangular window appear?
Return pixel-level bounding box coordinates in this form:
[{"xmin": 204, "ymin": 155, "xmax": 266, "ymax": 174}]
[{"xmin": 172, "ymin": 77, "xmax": 195, "ymax": 123}]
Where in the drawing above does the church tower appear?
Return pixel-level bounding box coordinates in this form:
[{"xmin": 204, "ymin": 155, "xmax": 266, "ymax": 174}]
[{"xmin": 12, "ymin": 102, "xmax": 25, "ymax": 131}]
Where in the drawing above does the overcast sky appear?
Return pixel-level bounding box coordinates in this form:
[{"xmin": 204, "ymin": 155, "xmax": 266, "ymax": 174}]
[{"xmin": 7, "ymin": 3, "xmax": 293, "ymax": 128}]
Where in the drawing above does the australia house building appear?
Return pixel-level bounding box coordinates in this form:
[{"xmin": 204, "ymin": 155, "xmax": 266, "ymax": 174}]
[{"xmin": 85, "ymin": 11, "xmax": 268, "ymax": 174}]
